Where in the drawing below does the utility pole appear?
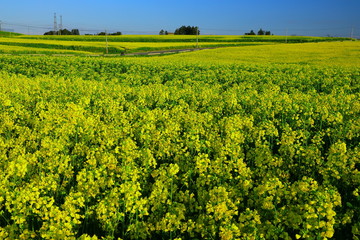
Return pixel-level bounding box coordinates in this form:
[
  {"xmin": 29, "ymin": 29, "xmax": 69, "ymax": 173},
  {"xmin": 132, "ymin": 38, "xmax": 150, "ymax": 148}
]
[
  {"xmin": 285, "ymin": 29, "xmax": 288, "ymax": 43},
  {"xmin": 196, "ymin": 27, "xmax": 199, "ymax": 49},
  {"xmin": 54, "ymin": 13, "xmax": 58, "ymax": 35},
  {"xmin": 0, "ymin": 20, "xmax": 2, "ymax": 32},
  {"xmin": 351, "ymin": 27, "xmax": 354, "ymax": 39},
  {"xmin": 105, "ymin": 30, "xmax": 109, "ymax": 54}
]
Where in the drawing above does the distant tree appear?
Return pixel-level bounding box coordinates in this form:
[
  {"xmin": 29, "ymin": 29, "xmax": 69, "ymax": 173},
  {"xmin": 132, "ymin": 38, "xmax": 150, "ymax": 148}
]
[
  {"xmin": 44, "ymin": 28, "xmax": 80, "ymax": 35},
  {"xmin": 265, "ymin": 31, "xmax": 271, "ymax": 35},
  {"xmin": 97, "ymin": 31, "xmax": 121, "ymax": 36},
  {"xmin": 165, "ymin": 31, "xmax": 168, "ymax": 35},
  {"xmin": 110, "ymin": 32, "xmax": 122, "ymax": 35},
  {"xmin": 159, "ymin": 29, "xmax": 165, "ymax": 35},
  {"xmin": 245, "ymin": 30, "xmax": 256, "ymax": 35},
  {"xmin": 174, "ymin": 26, "xmax": 199, "ymax": 35},
  {"xmin": 174, "ymin": 27, "xmax": 181, "ymax": 35},
  {"xmin": 59, "ymin": 29, "xmax": 72, "ymax": 35},
  {"xmin": 258, "ymin": 28, "xmax": 265, "ymax": 35},
  {"xmin": 44, "ymin": 31, "xmax": 56, "ymax": 35},
  {"xmin": 71, "ymin": 29, "xmax": 80, "ymax": 35}
]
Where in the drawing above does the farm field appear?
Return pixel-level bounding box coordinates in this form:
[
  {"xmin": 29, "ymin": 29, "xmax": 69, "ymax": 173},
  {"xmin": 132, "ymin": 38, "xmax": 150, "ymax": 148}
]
[
  {"xmin": 0, "ymin": 36, "xmax": 274, "ymax": 55},
  {"xmin": 0, "ymin": 36, "xmax": 359, "ymax": 240},
  {"xmin": 0, "ymin": 32, "xmax": 352, "ymax": 55}
]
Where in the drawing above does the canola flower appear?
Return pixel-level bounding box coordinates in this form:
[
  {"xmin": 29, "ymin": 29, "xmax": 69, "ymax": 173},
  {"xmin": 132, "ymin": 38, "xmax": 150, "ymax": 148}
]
[{"xmin": 0, "ymin": 41, "xmax": 359, "ymax": 239}]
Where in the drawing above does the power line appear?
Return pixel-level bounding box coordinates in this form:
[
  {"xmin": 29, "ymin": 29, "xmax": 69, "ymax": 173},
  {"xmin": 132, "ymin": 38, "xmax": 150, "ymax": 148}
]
[
  {"xmin": 2, "ymin": 21, "xmax": 52, "ymax": 30},
  {"xmin": 1, "ymin": 21, "xmax": 130, "ymax": 34},
  {"xmin": 0, "ymin": 19, "xmax": 357, "ymax": 37}
]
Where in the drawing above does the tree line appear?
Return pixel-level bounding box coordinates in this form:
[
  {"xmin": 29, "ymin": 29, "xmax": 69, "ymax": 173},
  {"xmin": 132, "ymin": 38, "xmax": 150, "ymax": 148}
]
[
  {"xmin": 44, "ymin": 29, "xmax": 80, "ymax": 35},
  {"xmin": 96, "ymin": 32, "xmax": 122, "ymax": 36},
  {"xmin": 45, "ymin": 26, "xmax": 271, "ymax": 36},
  {"xmin": 174, "ymin": 26, "xmax": 199, "ymax": 35},
  {"xmin": 245, "ymin": 28, "xmax": 271, "ymax": 35},
  {"xmin": 159, "ymin": 26, "xmax": 272, "ymax": 36},
  {"xmin": 159, "ymin": 26, "xmax": 200, "ymax": 35}
]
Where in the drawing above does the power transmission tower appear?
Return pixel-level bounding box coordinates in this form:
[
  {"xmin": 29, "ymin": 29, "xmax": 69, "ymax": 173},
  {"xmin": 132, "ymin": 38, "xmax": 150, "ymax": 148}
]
[
  {"xmin": 59, "ymin": 15, "xmax": 63, "ymax": 35},
  {"xmin": 54, "ymin": 13, "xmax": 57, "ymax": 35}
]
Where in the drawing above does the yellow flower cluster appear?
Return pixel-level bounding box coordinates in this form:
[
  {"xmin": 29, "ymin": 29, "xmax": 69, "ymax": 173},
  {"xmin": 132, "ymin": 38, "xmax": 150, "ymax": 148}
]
[{"xmin": 0, "ymin": 48, "xmax": 359, "ymax": 239}]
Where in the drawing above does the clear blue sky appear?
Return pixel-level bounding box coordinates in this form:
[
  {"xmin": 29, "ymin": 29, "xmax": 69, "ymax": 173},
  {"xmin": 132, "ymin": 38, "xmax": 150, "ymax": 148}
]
[{"xmin": 1, "ymin": 0, "xmax": 359, "ymax": 37}]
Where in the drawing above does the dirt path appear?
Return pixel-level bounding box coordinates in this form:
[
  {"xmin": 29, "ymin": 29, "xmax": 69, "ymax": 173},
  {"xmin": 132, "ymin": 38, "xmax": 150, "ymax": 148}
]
[
  {"xmin": 0, "ymin": 47, "xmax": 217, "ymax": 57},
  {"xmin": 124, "ymin": 47, "xmax": 216, "ymax": 56}
]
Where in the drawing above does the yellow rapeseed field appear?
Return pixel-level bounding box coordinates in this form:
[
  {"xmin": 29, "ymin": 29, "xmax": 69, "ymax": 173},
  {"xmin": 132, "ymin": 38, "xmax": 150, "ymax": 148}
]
[{"xmin": 0, "ymin": 37, "xmax": 359, "ymax": 239}]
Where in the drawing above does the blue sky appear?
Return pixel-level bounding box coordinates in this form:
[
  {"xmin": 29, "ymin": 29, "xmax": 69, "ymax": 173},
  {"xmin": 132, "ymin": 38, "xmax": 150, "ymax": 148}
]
[{"xmin": 1, "ymin": 0, "xmax": 359, "ymax": 37}]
